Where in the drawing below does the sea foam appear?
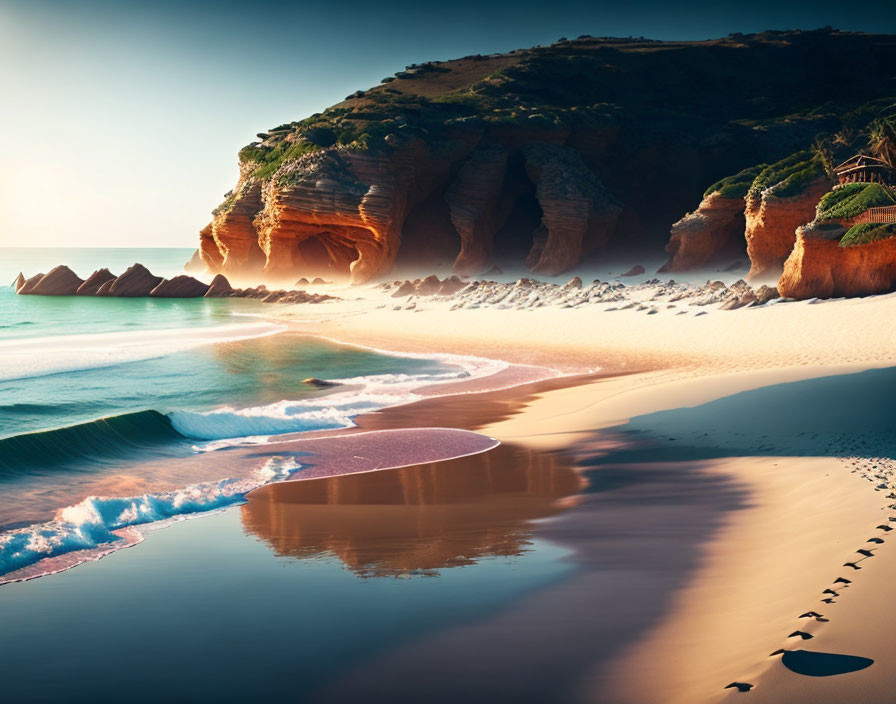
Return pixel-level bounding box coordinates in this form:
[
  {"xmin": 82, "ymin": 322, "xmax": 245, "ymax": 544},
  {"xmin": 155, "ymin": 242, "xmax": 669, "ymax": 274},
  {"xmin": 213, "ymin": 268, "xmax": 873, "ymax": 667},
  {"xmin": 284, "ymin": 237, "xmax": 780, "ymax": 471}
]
[{"xmin": 0, "ymin": 456, "xmax": 299, "ymax": 582}]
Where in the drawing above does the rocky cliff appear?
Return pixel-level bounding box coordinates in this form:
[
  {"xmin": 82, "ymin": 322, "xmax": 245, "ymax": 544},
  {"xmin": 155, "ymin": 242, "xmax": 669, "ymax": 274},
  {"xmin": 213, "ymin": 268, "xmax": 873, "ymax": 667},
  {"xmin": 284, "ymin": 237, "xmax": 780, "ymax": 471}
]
[
  {"xmin": 200, "ymin": 29, "xmax": 896, "ymax": 284},
  {"xmin": 779, "ymin": 227, "xmax": 896, "ymax": 298}
]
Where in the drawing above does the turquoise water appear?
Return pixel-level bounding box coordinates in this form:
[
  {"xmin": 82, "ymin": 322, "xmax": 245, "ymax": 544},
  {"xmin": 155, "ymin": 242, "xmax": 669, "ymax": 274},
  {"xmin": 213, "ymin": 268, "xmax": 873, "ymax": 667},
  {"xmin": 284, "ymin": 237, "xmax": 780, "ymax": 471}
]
[
  {"xmin": 0, "ymin": 248, "xmax": 459, "ymax": 579},
  {"xmin": 0, "ymin": 247, "xmax": 255, "ymax": 340}
]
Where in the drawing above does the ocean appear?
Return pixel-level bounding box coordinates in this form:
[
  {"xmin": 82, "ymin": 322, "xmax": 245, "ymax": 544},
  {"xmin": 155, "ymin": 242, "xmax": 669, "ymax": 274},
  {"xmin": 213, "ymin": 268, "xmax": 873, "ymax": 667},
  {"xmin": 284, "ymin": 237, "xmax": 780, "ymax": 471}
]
[{"xmin": 0, "ymin": 248, "xmax": 495, "ymax": 583}]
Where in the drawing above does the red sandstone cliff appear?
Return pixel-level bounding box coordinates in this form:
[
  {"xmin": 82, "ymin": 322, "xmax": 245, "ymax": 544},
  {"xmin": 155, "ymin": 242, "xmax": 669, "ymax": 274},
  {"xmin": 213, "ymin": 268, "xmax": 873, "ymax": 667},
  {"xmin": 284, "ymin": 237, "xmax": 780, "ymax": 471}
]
[
  {"xmin": 779, "ymin": 230, "xmax": 896, "ymax": 299},
  {"xmin": 660, "ymin": 193, "xmax": 746, "ymax": 272},
  {"xmin": 744, "ymin": 176, "xmax": 832, "ymax": 281}
]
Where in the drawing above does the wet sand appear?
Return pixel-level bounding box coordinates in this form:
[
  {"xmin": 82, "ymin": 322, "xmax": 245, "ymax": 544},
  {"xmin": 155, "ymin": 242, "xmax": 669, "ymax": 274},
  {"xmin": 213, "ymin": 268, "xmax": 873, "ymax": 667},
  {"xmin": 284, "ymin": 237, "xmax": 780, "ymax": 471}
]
[{"xmin": 250, "ymin": 358, "xmax": 896, "ymax": 703}]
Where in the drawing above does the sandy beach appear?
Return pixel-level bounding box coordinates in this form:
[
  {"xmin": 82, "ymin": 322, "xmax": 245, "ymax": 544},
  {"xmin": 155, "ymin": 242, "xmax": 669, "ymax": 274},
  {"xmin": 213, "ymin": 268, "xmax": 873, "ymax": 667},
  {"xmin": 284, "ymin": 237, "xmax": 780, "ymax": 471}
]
[{"xmin": 250, "ymin": 286, "xmax": 896, "ymax": 702}]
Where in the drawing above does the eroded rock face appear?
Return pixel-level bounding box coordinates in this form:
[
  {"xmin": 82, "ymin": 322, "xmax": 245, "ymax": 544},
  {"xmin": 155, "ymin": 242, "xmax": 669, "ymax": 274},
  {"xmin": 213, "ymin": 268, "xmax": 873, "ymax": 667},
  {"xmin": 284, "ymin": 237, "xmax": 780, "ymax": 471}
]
[
  {"xmin": 17, "ymin": 273, "xmax": 45, "ymax": 295},
  {"xmin": 150, "ymin": 275, "xmax": 210, "ymax": 298},
  {"xmin": 522, "ymin": 143, "xmax": 621, "ymax": 275},
  {"xmin": 14, "ymin": 273, "xmax": 25, "ymax": 291},
  {"xmin": 108, "ymin": 264, "xmax": 163, "ymax": 297},
  {"xmin": 745, "ymin": 176, "xmax": 832, "ymax": 281},
  {"xmin": 660, "ymin": 193, "xmax": 746, "ymax": 272},
  {"xmin": 779, "ymin": 232, "xmax": 896, "ymax": 299},
  {"xmin": 446, "ymin": 143, "xmax": 510, "ymax": 275},
  {"xmin": 77, "ymin": 269, "xmax": 116, "ymax": 295}
]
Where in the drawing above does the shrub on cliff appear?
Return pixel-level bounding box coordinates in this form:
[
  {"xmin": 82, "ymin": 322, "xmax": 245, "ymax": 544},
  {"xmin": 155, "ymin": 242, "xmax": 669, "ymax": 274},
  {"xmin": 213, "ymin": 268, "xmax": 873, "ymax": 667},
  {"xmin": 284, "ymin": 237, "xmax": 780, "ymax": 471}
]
[
  {"xmin": 748, "ymin": 150, "xmax": 827, "ymax": 199},
  {"xmin": 817, "ymin": 183, "xmax": 896, "ymax": 221},
  {"xmin": 840, "ymin": 222, "xmax": 896, "ymax": 247},
  {"xmin": 704, "ymin": 163, "xmax": 766, "ymax": 199}
]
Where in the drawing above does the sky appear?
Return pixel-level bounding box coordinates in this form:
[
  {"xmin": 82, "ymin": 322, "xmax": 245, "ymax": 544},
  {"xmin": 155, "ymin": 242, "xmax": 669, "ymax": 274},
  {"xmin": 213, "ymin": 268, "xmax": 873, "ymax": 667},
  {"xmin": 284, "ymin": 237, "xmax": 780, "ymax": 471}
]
[{"xmin": 1, "ymin": 0, "xmax": 895, "ymax": 249}]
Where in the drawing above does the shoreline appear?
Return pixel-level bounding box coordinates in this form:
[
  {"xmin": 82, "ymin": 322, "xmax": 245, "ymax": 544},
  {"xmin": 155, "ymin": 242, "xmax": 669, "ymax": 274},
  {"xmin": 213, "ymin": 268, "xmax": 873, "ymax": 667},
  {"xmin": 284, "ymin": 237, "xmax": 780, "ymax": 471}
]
[{"xmin": 5, "ymin": 286, "xmax": 896, "ymax": 701}]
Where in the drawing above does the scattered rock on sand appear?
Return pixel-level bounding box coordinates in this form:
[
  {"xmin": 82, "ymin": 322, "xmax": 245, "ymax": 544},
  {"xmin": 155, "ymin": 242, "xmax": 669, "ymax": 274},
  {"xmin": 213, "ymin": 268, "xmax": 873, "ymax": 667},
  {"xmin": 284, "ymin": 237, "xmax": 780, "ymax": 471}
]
[
  {"xmin": 754, "ymin": 284, "xmax": 779, "ymax": 305},
  {"xmin": 108, "ymin": 263, "xmax": 163, "ymax": 297},
  {"xmin": 150, "ymin": 275, "xmax": 210, "ymax": 298},
  {"xmin": 391, "ymin": 280, "xmax": 416, "ymax": 298},
  {"xmin": 438, "ymin": 275, "xmax": 466, "ymax": 296},
  {"xmin": 77, "ymin": 268, "xmax": 116, "ymax": 295},
  {"xmin": 622, "ymin": 265, "xmax": 645, "ymax": 277},
  {"xmin": 205, "ymin": 274, "xmax": 234, "ymax": 297},
  {"xmin": 417, "ymin": 275, "xmax": 442, "ymax": 296}
]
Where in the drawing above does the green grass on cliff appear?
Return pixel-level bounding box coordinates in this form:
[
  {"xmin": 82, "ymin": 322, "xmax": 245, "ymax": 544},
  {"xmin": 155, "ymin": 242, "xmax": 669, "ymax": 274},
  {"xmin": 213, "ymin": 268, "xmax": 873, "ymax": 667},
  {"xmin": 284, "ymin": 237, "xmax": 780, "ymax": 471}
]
[
  {"xmin": 839, "ymin": 222, "xmax": 896, "ymax": 247},
  {"xmin": 704, "ymin": 164, "xmax": 766, "ymax": 199},
  {"xmin": 748, "ymin": 150, "xmax": 827, "ymax": 199},
  {"xmin": 817, "ymin": 183, "xmax": 896, "ymax": 221}
]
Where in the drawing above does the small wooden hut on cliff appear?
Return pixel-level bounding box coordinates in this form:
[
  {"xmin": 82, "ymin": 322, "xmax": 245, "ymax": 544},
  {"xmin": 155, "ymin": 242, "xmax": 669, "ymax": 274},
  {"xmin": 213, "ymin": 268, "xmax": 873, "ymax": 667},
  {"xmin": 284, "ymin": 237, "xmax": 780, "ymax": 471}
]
[{"xmin": 834, "ymin": 154, "xmax": 896, "ymax": 186}]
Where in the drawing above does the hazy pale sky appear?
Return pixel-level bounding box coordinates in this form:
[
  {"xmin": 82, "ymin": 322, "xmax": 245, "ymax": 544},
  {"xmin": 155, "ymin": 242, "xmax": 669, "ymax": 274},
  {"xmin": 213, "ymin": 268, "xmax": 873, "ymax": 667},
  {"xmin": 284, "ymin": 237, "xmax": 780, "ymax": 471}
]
[{"xmin": 2, "ymin": 0, "xmax": 894, "ymax": 248}]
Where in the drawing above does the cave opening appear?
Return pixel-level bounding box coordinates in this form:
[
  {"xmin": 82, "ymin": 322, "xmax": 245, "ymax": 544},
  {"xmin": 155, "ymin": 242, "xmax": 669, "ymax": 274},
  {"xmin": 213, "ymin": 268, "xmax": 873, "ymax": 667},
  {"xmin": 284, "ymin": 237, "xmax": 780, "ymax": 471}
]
[
  {"xmin": 492, "ymin": 157, "xmax": 543, "ymax": 271},
  {"xmin": 296, "ymin": 234, "xmax": 357, "ymax": 280}
]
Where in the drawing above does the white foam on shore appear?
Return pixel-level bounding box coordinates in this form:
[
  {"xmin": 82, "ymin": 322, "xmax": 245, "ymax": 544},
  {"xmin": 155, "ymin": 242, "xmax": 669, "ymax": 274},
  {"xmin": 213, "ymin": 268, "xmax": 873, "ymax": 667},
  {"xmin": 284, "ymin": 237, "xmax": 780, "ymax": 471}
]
[
  {"xmin": 170, "ymin": 368, "xmax": 482, "ymax": 441},
  {"xmin": 0, "ymin": 321, "xmax": 287, "ymax": 381},
  {"xmin": 0, "ymin": 456, "xmax": 300, "ymax": 584}
]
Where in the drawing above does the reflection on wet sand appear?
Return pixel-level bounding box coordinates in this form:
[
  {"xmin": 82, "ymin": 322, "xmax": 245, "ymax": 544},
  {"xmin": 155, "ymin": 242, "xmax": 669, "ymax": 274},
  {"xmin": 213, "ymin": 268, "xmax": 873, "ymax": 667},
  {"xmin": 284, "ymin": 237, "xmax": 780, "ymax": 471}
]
[{"xmin": 241, "ymin": 443, "xmax": 583, "ymax": 577}]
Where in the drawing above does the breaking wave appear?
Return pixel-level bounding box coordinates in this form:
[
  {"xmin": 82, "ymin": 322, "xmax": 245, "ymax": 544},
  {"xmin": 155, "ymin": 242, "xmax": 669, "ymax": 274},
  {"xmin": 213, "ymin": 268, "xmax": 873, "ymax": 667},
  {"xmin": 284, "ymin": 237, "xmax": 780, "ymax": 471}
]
[{"xmin": 0, "ymin": 456, "xmax": 300, "ymax": 584}]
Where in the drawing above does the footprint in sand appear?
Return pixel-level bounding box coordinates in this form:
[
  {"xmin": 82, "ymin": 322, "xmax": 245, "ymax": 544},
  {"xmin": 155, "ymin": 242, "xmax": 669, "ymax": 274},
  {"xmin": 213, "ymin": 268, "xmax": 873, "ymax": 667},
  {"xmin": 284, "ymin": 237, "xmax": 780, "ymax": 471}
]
[
  {"xmin": 842, "ymin": 562, "xmax": 862, "ymax": 570},
  {"xmin": 788, "ymin": 631, "xmax": 814, "ymax": 640},
  {"xmin": 724, "ymin": 682, "xmax": 753, "ymax": 692},
  {"xmin": 856, "ymin": 548, "xmax": 875, "ymax": 557}
]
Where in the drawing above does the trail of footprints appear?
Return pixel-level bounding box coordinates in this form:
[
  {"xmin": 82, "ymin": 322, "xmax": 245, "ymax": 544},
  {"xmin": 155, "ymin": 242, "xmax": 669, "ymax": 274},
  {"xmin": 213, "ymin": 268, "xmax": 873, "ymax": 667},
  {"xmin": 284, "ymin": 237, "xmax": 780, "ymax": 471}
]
[{"xmin": 725, "ymin": 438, "xmax": 896, "ymax": 693}]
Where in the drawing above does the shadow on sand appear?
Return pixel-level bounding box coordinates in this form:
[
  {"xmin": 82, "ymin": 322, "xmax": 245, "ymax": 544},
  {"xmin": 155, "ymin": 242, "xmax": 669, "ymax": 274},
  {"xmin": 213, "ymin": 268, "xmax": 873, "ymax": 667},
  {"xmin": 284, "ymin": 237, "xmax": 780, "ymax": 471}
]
[{"xmin": 782, "ymin": 649, "xmax": 874, "ymax": 677}]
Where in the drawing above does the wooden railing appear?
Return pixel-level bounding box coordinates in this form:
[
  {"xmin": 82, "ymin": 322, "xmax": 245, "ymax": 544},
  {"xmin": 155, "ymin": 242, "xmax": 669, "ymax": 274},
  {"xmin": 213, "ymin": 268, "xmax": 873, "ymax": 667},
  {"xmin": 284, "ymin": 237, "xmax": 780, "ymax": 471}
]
[{"xmin": 861, "ymin": 206, "xmax": 896, "ymax": 224}]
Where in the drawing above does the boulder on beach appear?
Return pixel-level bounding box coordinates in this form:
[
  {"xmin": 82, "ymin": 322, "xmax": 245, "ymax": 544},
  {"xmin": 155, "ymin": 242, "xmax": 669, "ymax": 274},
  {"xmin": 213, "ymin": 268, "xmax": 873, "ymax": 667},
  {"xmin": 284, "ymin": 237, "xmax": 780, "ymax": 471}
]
[
  {"xmin": 150, "ymin": 275, "xmax": 210, "ymax": 298},
  {"xmin": 13, "ymin": 272, "xmax": 25, "ymax": 292},
  {"xmin": 205, "ymin": 274, "xmax": 234, "ymax": 297},
  {"xmin": 417, "ymin": 274, "xmax": 442, "ymax": 296},
  {"xmin": 76, "ymin": 268, "xmax": 117, "ymax": 295},
  {"xmin": 295, "ymin": 277, "xmax": 310, "ymax": 286},
  {"xmin": 311, "ymin": 277, "xmax": 328, "ymax": 285},
  {"xmin": 108, "ymin": 263, "xmax": 164, "ymax": 297},
  {"xmin": 17, "ymin": 273, "xmax": 46, "ymax": 295},
  {"xmin": 438, "ymin": 275, "xmax": 466, "ymax": 296},
  {"xmin": 622, "ymin": 265, "xmax": 645, "ymax": 277},
  {"xmin": 564, "ymin": 276, "xmax": 583, "ymax": 289},
  {"xmin": 391, "ymin": 280, "xmax": 416, "ymax": 298}
]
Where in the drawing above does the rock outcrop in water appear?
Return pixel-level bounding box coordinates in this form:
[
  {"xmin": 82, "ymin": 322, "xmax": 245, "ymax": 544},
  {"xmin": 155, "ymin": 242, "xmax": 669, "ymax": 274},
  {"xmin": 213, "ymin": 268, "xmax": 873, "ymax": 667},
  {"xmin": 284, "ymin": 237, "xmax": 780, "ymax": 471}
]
[
  {"xmin": 17, "ymin": 266, "xmax": 84, "ymax": 295},
  {"xmin": 149, "ymin": 275, "xmax": 210, "ymax": 298},
  {"xmin": 77, "ymin": 269, "xmax": 116, "ymax": 295},
  {"xmin": 198, "ymin": 30, "xmax": 896, "ymax": 284},
  {"xmin": 106, "ymin": 264, "xmax": 164, "ymax": 297},
  {"xmin": 16, "ymin": 264, "xmax": 338, "ymax": 304}
]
